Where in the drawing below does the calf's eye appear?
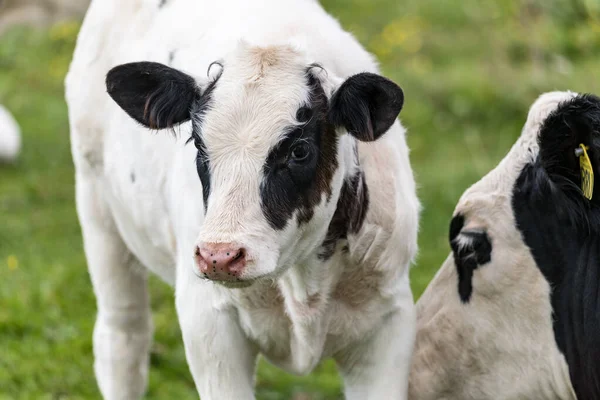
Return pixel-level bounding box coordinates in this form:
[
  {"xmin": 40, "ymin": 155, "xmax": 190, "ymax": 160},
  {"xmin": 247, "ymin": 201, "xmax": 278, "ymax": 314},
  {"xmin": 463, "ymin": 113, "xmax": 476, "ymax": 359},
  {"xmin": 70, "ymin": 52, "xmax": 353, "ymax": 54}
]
[
  {"xmin": 296, "ymin": 106, "xmax": 312, "ymax": 123},
  {"xmin": 290, "ymin": 143, "xmax": 310, "ymax": 163}
]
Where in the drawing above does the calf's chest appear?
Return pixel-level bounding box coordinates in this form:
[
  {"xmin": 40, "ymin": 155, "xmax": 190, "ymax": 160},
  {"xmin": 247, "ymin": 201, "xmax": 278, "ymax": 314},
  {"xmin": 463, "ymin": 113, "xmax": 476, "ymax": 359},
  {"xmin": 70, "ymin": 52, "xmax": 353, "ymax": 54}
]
[{"xmin": 231, "ymin": 266, "xmax": 390, "ymax": 370}]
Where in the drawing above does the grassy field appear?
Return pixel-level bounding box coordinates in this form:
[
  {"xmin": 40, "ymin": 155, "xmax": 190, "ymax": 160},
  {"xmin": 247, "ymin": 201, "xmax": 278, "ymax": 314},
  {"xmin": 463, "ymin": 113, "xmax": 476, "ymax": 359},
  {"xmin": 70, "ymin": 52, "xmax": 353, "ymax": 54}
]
[{"xmin": 1, "ymin": 0, "xmax": 599, "ymax": 398}]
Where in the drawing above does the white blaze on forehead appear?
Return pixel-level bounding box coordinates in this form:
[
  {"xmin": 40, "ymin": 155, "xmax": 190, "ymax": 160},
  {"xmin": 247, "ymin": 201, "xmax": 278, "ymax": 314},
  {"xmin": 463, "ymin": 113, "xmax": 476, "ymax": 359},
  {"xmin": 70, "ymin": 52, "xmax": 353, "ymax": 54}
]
[
  {"xmin": 201, "ymin": 43, "xmax": 312, "ymax": 158},
  {"xmin": 196, "ymin": 43, "xmax": 316, "ymax": 242}
]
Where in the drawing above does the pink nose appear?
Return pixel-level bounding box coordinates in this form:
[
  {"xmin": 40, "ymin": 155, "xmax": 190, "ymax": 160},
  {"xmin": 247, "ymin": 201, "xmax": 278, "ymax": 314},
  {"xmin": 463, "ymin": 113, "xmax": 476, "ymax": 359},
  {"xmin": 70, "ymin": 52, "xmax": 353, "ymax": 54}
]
[{"xmin": 194, "ymin": 243, "xmax": 247, "ymax": 281}]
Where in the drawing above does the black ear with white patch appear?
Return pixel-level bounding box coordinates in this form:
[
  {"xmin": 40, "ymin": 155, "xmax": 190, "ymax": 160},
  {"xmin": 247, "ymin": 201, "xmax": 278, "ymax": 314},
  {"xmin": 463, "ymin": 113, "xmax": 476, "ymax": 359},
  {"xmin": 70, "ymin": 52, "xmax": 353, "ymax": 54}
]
[
  {"xmin": 106, "ymin": 61, "xmax": 199, "ymax": 129},
  {"xmin": 328, "ymin": 72, "xmax": 404, "ymax": 142},
  {"xmin": 449, "ymin": 214, "xmax": 492, "ymax": 303}
]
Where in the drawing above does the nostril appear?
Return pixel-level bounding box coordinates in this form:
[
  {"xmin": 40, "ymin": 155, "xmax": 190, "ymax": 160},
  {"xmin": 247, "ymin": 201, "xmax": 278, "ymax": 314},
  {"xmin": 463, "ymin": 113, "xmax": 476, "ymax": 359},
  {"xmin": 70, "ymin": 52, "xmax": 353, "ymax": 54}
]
[{"xmin": 232, "ymin": 249, "xmax": 245, "ymax": 261}]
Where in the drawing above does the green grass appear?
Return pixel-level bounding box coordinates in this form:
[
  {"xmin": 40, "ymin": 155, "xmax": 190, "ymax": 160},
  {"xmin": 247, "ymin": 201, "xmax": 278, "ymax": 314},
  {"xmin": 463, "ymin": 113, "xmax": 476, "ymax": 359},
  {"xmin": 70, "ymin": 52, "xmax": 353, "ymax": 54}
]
[{"xmin": 1, "ymin": 0, "xmax": 599, "ymax": 398}]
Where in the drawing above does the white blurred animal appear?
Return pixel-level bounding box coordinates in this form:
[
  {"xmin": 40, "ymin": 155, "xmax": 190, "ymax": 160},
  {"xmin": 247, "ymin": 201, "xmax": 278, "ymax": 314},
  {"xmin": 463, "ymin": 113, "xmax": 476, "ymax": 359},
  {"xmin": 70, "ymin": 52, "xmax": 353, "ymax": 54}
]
[{"xmin": 0, "ymin": 105, "xmax": 21, "ymax": 163}]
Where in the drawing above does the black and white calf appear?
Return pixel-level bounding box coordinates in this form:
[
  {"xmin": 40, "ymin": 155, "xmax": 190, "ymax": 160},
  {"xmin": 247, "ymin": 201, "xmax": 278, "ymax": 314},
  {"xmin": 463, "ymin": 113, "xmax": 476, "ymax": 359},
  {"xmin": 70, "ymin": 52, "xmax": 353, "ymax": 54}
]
[
  {"xmin": 65, "ymin": 0, "xmax": 419, "ymax": 398},
  {"xmin": 410, "ymin": 91, "xmax": 600, "ymax": 400}
]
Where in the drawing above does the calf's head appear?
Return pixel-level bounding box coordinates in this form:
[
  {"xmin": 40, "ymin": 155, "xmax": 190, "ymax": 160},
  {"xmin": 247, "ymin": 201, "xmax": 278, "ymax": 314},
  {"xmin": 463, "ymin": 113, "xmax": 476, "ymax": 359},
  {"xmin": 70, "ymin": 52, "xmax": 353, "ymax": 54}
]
[
  {"xmin": 411, "ymin": 91, "xmax": 600, "ymax": 400},
  {"xmin": 105, "ymin": 44, "xmax": 404, "ymax": 287}
]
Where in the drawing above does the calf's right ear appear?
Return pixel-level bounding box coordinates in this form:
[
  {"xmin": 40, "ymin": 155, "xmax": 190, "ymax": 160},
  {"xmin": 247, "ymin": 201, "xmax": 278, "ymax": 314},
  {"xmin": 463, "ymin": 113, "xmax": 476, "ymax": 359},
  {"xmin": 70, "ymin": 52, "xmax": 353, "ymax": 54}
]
[
  {"xmin": 538, "ymin": 93, "xmax": 600, "ymax": 197},
  {"xmin": 106, "ymin": 62, "xmax": 200, "ymax": 130}
]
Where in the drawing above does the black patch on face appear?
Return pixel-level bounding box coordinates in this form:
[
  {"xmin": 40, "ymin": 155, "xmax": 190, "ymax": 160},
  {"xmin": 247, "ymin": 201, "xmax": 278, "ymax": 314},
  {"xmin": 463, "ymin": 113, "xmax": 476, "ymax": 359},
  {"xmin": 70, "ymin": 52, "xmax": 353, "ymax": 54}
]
[
  {"xmin": 512, "ymin": 94, "xmax": 600, "ymax": 399},
  {"xmin": 449, "ymin": 214, "xmax": 492, "ymax": 303},
  {"xmin": 449, "ymin": 213, "xmax": 465, "ymax": 242},
  {"xmin": 260, "ymin": 71, "xmax": 339, "ymax": 230},
  {"xmin": 168, "ymin": 50, "xmax": 176, "ymax": 65},
  {"xmin": 158, "ymin": 0, "xmax": 167, "ymax": 8},
  {"xmin": 188, "ymin": 71, "xmax": 221, "ymax": 212},
  {"xmin": 194, "ymin": 133, "xmax": 211, "ymax": 210},
  {"xmin": 319, "ymin": 168, "xmax": 369, "ymax": 261}
]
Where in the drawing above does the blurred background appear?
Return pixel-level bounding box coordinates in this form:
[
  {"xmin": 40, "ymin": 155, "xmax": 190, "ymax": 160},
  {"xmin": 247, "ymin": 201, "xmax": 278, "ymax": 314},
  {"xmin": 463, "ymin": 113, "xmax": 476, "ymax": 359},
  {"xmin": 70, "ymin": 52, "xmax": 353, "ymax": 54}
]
[{"xmin": 0, "ymin": 0, "xmax": 599, "ymax": 398}]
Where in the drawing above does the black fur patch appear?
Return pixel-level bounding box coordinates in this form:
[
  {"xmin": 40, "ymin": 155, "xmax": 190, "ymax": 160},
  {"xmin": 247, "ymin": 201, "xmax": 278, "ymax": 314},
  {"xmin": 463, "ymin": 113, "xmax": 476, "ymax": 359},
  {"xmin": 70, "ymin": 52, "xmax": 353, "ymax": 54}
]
[
  {"xmin": 193, "ymin": 130, "xmax": 211, "ymax": 211},
  {"xmin": 260, "ymin": 70, "xmax": 401, "ymax": 231},
  {"xmin": 513, "ymin": 94, "xmax": 600, "ymax": 399},
  {"xmin": 449, "ymin": 213, "xmax": 465, "ymax": 243},
  {"xmin": 319, "ymin": 168, "xmax": 369, "ymax": 260},
  {"xmin": 328, "ymin": 72, "xmax": 404, "ymax": 142},
  {"xmin": 449, "ymin": 214, "xmax": 492, "ymax": 303},
  {"xmin": 106, "ymin": 61, "xmax": 199, "ymax": 129},
  {"xmin": 189, "ymin": 75, "xmax": 220, "ymax": 211},
  {"xmin": 260, "ymin": 71, "xmax": 338, "ymax": 230},
  {"xmin": 168, "ymin": 50, "xmax": 176, "ymax": 65}
]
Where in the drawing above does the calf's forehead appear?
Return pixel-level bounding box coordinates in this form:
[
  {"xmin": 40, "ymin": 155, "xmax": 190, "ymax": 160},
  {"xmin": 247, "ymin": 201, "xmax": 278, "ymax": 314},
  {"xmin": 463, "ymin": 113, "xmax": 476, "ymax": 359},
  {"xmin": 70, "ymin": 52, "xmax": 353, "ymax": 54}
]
[{"xmin": 199, "ymin": 46, "xmax": 313, "ymax": 155}]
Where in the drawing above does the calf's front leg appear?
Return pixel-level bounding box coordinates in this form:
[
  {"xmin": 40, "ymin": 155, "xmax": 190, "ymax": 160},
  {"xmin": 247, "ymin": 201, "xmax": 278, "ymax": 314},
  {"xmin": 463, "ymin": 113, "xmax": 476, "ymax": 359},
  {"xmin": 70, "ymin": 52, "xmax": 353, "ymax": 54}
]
[
  {"xmin": 77, "ymin": 178, "xmax": 153, "ymax": 400},
  {"xmin": 336, "ymin": 299, "xmax": 416, "ymax": 400},
  {"xmin": 176, "ymin": 269, "xmax": 257, "ymax": 400}
]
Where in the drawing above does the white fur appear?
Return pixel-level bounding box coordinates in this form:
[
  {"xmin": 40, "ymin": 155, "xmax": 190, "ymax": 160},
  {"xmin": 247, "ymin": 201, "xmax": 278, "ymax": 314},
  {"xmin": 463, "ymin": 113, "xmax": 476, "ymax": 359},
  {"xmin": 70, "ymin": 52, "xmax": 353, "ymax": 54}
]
[
  {"xmin": 0, "ymin": 105, "xmax": 21, "ymax": 163},
  {"xmin": 409, "ymin": 92, "xmax": 578, "ymax": 400},
  {"xmin": 65, "ymin": 0, "xmax": 420, "ymax": 399}
]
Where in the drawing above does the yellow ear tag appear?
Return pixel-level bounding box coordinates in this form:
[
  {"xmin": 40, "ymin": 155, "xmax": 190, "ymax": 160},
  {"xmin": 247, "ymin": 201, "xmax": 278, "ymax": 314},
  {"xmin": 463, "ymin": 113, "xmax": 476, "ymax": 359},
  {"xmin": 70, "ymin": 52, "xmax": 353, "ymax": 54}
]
[{"xmin": 578, "ymin": 144, "xmax": 594, "ymax": 200}]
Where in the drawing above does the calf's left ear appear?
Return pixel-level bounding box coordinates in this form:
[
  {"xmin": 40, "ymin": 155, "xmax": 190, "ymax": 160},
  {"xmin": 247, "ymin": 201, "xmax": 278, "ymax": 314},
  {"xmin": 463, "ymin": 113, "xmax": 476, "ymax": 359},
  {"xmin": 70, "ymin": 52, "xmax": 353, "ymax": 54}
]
[
  {"xmin": 328, "ymin": 72, "xmax": 404, "ymax": 142},
  {"xmin": 538, "ymin": 94, "xmax": 600, "ymax": 187}
]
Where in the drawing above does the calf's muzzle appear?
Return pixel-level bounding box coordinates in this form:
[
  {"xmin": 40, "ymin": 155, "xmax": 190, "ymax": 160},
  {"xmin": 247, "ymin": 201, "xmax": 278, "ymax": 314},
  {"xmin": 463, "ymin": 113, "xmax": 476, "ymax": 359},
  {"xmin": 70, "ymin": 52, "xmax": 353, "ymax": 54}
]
[{"xmin": 194, "ymin": 243, "xmax": 247, "ymax": 281}]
